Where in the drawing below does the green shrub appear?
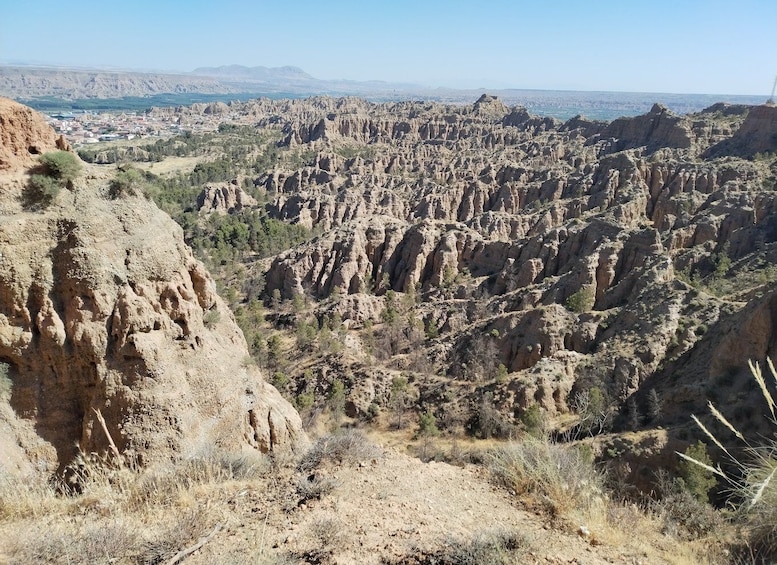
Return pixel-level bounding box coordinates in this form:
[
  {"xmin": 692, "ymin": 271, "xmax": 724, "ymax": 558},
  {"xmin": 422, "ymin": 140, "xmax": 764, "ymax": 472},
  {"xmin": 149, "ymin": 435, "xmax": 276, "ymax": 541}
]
[
  {"xmin": 565, "ymin": 286, "xmax": 595, "ymax": 313},
  {"xmin": 518, "ymin": 404, "xmax": 545, "ymax": 438},
  {"xmin": 109, "ymin": 166, "xmax": 146, "ymax": 198},
  {"xmin": 25, "ymin": 174, "xmax": 61, "ymax": 207},
  {"xmin": 417, "ymin": 411, "xmax": 440, "ymax": 438},
  {"xmin": 38, "ymin": 151, "xmax": 82, "ymax": 183}
]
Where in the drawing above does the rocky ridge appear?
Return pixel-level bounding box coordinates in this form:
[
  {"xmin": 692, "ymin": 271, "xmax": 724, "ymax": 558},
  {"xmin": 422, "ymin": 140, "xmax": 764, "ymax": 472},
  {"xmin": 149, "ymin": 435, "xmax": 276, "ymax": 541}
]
[{"xmin": 0, "ymin": 97, "xmax": 304, "ymax": 476}]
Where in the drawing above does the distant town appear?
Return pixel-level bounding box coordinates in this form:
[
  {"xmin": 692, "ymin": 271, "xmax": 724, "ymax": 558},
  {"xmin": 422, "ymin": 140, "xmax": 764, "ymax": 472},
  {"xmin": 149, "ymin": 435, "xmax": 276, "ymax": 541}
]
[{"xmin": 45, "ymin": 109, "xmax": 237, "ymax": 146}]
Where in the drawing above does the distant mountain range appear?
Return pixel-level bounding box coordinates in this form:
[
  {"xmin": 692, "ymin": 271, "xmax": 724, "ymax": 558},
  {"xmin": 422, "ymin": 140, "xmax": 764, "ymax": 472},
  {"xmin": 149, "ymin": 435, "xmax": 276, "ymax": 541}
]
[
  {"xmin": 0, "ymin": 63, "xmax": 769, "ymax": 121},
  {"xmin": 0, "ymin": 63, "xmax": 420, "ymax": 102},
  {"xmin": 191, "ymin": 64, "xmax": 315, "ymax": 82}
]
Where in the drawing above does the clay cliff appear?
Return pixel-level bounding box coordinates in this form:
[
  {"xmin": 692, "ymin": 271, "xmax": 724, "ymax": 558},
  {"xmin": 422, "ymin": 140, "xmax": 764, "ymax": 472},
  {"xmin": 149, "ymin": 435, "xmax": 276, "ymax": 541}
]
[{"xmin": 0, "ymin": 98, "xmax": 304, "ymax": 476}]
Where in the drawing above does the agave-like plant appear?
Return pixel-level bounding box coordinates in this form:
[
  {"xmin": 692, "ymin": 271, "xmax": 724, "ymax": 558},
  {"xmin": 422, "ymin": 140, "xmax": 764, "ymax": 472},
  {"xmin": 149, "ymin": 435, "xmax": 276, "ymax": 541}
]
[{"xmin": 679, "ymin": 359, "xmax": 777, "ymax": 556}]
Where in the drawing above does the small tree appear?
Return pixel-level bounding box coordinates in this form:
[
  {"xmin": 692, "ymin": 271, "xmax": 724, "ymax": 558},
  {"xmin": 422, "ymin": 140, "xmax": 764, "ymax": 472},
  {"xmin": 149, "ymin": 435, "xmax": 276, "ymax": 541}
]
[
  {"xmin": 647, "ymin": 389, "xmax": 662, "ymax": 422},
  {"xmin": 418, "ymin": 411, "xmax": 439, "ymax": 438},
  {"xmin": 678, "ymin": 441, "xmax": 716, "ymax": 503},
  {"xmin": 296, "ymin": 320, "xmax": 317, "ymax": 351},
  {"xmin": 382, "ymin": 290, "xmax": 398, "ymax": 325},
  {"xmin": 266, "ymin": 334, "xmax": 283, "ymax": 370},
  {"xmin": 519, "ymin": 404, "xmax": 545, "ymax": 438},
  {"xmin": 328, "ymin": 379, "xmax": 346, "ymax": 425},
  {"xmin": 626, "ymin": 396, "xmax": 641, "ymax": 431},
  {"xmin": 390, "ymin": 376, "xmax": 409, "ymax": 429},
  {"xmin": 417, "ymin": 410, "xmax": 440, "ymax": 461},
  {"xmin": 495, "ymin": 363, "xmax": 509, "ymax": 384}
]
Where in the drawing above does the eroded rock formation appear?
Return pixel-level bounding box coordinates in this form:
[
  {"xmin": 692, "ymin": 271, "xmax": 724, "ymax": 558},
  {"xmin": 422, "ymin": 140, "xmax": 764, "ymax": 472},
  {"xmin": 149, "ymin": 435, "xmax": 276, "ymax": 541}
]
[
  {"xmin": 221, "ymin": 94, "xmax": 777, "ymax": 432},
  {"xmin": 0, "ymin": 98, "xmax": 304, "ymax": 475}
]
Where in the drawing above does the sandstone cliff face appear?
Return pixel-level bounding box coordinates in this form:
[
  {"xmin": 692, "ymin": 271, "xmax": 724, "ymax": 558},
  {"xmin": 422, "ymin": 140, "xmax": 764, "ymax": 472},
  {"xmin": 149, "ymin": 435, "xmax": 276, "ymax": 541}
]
[
  {"xmin": 0, "ymin": 99, "xmax": 304, "ymax": 475},
  {"xmin": 0, "ymin": 97, "xmax": 68, "ymax": 170}
]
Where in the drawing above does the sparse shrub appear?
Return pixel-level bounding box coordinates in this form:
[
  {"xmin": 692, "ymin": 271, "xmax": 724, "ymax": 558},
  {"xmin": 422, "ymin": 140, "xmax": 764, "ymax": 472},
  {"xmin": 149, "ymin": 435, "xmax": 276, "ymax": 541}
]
[
  {"xmin": 7, "ymin": 519, "xmax": 142, "ymax": 564},
  {"xmin": 0, "ymin": 362, "xmax": 11, "ymax": 400},
  {"xmin": 297, "ymin": 429, "xmax": 382, "ymax": 472},
  {"xmin": 131, "ymin": 449, "xmax": 270, "ymax": 508},
  {"xmin": 652, "ymin": 483, "xmax": 723, "ymax": 540},
  {"xmin": 109, "ymin": 165, "xmax": 146, "ymax": 198},
  {"xmin": 300, "ymin": 513, "xmax": 347, "ymax": 560},
  {"xmin": 570, "ymin": 386, "xmax": 611, "ymax": 437},
  {"xmin": 203, "ymin": 308, "xmax": 221, "ymax": 329},
  {"xmin": 401, "ymin": 529, "xmax": 530, "ymax": 565},
  {"xmin": 476, "ymin": 392, "xmax": 516, "ymax": 439},
  {"xmin": 140, "ymin": 506, "xmax": 215, "ymax": 564},
  {"xmin": 488, "ymin": 435, "xmax": 604, "ymax": 517},
  {"xmin": 296, "ymin": 473, "xmax": 339, "ymax": 502}
]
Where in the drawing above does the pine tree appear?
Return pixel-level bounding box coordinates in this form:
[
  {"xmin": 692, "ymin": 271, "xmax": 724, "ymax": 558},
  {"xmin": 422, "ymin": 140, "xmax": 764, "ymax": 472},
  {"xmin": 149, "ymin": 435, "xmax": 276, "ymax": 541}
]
[{"xmin": 647, "ymin": 389, "xmax": 662, "ymax": 422}]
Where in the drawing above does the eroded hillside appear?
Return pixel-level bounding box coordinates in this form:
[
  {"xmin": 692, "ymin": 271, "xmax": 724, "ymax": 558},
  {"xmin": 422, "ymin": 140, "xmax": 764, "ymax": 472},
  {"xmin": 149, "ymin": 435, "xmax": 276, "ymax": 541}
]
[{"xmin": 0, "ymin": 97, "xmax": 304, "ymax": 478}]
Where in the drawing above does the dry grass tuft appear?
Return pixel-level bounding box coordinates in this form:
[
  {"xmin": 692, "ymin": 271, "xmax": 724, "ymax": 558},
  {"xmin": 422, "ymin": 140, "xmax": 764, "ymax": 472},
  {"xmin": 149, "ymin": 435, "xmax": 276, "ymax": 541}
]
[
  {"xmin": 139, "ymin": 505, "xmax": 218, "ymax": 564},
  {"xmin": 0, "ymin": 446, "xmax": 271, "ymax": 564},
  {"xmin": 298, "ymin": 428, "xmax": 382, "ymax": 472},
  {"xmin": 385, "ymin": 528, "xmax": 532, "ymax": 565},
  {"xmin": 487, "ymin": 435, "xmax": 604, "ymax": 518},
  {"xmin": 6, "ymin": 518, "xmax": 142, "ymax": 564}
]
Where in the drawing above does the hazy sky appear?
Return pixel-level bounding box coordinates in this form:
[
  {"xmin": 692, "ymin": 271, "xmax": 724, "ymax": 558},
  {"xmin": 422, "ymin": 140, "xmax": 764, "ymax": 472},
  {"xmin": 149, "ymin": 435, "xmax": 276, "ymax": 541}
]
[{"xmin": 2, "ymin": 0, "xmax": 776, "ymax": 95}]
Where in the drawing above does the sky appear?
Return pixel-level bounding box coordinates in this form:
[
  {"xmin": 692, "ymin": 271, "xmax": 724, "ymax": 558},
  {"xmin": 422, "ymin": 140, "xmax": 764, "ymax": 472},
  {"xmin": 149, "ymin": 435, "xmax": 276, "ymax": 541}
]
[{"xmin": 1, "ymin": 0, "xmax": 776, "ymax": 95}]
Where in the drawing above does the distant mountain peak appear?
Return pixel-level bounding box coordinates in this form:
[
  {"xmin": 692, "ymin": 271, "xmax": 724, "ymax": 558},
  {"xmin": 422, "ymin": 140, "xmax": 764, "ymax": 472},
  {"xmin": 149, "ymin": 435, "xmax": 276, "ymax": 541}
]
[{"xmin": 191, "ymin": 65, "xmax": 315, "ymax": 82}]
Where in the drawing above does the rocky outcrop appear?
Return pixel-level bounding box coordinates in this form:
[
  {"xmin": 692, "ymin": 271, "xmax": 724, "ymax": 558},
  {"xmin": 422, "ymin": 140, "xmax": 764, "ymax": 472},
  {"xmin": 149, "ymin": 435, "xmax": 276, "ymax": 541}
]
[
  {"xmin": 0, "ymin": 97, "xmax": 64, "ymax": 170},
  {"xmin": 590, "ymin": 103, "xmax": 693, "ymax": 153},
  {"xmin": 0, "ymin": 99, "xmax": 305, "ymax": 475},
  {"xmin": 705, "ymin": 104, "xmax": 777, "ymax": 158},
  {"xmin": 197, "ymin": 180, "xmax": 257, "ymax": 214}
]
